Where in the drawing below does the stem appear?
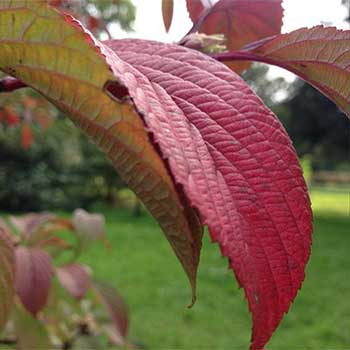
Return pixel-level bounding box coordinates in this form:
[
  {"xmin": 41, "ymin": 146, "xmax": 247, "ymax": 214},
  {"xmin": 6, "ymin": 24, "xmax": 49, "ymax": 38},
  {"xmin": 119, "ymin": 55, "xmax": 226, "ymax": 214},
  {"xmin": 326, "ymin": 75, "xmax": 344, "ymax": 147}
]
[
  {"xmin": 0, "ymin": 76, "xmax": 27, "ymax": 93},
  {"xmin": 210, "ymin": 51, "xmax": 275, "ymax": 65}
]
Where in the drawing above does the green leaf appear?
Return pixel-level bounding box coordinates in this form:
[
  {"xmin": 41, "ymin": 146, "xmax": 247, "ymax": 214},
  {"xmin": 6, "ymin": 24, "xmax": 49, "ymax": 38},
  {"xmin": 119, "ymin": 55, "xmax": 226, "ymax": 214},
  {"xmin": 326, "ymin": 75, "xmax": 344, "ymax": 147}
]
[{"xmin": 14, "ymin": 304, "xmax": 51, "ymax": 350}]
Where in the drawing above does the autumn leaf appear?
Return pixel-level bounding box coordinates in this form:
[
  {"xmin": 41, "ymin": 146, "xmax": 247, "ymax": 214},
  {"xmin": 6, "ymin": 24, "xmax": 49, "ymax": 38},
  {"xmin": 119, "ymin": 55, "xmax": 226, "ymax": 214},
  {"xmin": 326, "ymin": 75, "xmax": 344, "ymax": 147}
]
[
  {"xmin": 20, "ymin": 123, "xmax": 33, "ymax": 149},
  {"xmin": 162, "ymin": 0, "xmax": 174, "ymax": 32},
  {"xmin": 186, "ymin": 0, "xmax": 283, "ymax": 72},
  {"xmin": 0, "ymin": 3, "xmax": 312, "ymax": 348},
  {"xmin": 15, "ymin": 246, "xmax": 53, "ymax": 315},
  {"xmin": 56, "ymin": 263, "xmax": 91, "ymax": 299},
  {"xmin": 213, "ymin": 26, "xmax": 350, "ymax": 118},
  {"xmin": 107, "ymin": 38, "xmax": 312, "ymax": 349},
  {"xmin": 0, "ymin": 227, "xmax": 15, "ymax": 331},
  {"xmin": 92, "ymin": 280, "xmax": 129, "ymax": 343},
  {"xmin": 0, "ymin": 1, "xmax": 203, "ymax": 305},
  {"xmin": 186, "ymin": 0, "xmax": 209, "ymax": 23}
]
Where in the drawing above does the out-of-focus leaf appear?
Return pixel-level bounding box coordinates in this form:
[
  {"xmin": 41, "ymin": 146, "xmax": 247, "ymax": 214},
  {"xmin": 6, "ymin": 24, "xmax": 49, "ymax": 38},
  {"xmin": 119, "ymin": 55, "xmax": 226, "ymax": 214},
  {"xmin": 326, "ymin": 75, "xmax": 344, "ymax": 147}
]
[
  {"xmin": 0, "ymin": 227, "xmax": 15, "ymax": 331},
  {"xmin": 71, "ymin": 335, "xmax": 103, "ymax": 350},
  {"xmin": 0, "ymin": 1, "xmax": 203, "ymax": 302},
  {"xmin": 20, "ymin": 123, "xmax": 33, "ymax": 150},
  {"xmin": 187, "ymin": 0, "xmax": 283, "ymax": 72},
  {"xmin": 14, "ymin": 304, "xmax": 51, "ymax": 350},
  {"xmin": 9, "ymin": 212, "xmax": 54, "ymax": 240},
  {"xmin": 162, "ymin": 0, "xmax": 174, "ymax": 32},
  {"xmin": 72, "ymin": 209, "xmax": 105, "ymax": 241},
  {"xmin": 15, "ymin": 247, "xmax": 53, "ymax": 315},
  {"xmin": 214, "ymin": 26, "xmax": 350, "ymax": 118},
  {"xmin": 56, "ymin": 264, "xmax": 91, "ymax": 300},
  {"xmin": 92, "ymin": 280, "xmax": 128, "ymax": 342}
]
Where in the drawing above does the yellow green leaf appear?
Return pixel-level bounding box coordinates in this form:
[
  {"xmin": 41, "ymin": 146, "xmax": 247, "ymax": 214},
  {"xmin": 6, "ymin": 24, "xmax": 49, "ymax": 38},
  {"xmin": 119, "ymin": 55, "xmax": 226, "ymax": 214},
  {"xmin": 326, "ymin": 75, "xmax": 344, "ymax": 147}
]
[{"xmin": 0, "ymin": 1, "xmax": 203, "ymax": 303}]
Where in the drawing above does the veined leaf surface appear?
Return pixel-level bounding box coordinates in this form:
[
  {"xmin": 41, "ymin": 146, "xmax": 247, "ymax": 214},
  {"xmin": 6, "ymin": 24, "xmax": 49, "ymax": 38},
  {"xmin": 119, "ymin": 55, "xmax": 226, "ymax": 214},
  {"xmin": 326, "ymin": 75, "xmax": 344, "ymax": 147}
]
[
  {"xmin": 214, "ymin": 26, "xmax": 350, "ymax": 118},
  {"xmin": 0, "ymin": 1, "xmax": 203, "ymax": 304},
  {"xmin": 106, "ymin": 38, "xmax": 312, "ymax": 349}
]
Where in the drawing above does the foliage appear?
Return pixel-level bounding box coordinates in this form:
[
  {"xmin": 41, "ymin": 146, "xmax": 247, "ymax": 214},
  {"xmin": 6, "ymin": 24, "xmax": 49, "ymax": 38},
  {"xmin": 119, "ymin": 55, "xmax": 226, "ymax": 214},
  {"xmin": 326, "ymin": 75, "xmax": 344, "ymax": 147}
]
[
  {"xmin": 0, "ymin": 1, "xmax": 348, "ymax": 349},
  {"xmin": 281, "ymin": 80, "xmax": 350, "ymax": 170},
  {"xmin": 0, "ymin": 119, "xmax": 124, "ymax": 212},
  {"xmin": 0, "ymin": 210, "xmax": 131, "ymax": 349}
]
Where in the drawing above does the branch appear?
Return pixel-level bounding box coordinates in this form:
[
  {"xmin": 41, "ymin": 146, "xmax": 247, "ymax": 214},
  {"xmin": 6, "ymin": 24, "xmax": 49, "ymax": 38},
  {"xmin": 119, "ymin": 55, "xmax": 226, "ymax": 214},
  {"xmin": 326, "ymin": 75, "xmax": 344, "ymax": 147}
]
[{"xmin": 0, "ymin": 76, "xmax": 27, "ymax": 93}]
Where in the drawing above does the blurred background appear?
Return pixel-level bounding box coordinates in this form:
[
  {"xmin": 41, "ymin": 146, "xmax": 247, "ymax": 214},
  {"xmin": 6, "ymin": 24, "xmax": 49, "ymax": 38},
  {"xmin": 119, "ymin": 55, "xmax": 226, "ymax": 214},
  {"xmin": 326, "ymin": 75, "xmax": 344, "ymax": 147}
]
[{"xmin": 0, "ymin": 1, "xmax": 349, "ymax": 349}]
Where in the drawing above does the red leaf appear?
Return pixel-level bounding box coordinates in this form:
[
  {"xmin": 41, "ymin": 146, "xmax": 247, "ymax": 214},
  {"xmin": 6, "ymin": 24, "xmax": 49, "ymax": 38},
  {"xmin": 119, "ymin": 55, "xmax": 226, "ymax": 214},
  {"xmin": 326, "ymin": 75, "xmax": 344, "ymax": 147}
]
[
  {"xmin": 0, "ymin": 227, "xmax": 15, "ymax": 331},
  {"xmin": 92, "ymin": 280, "xmax": 128, "ymax": 340},
  {"xmin": 214, "ymin": 26, "xmax": 350, "ymax": 118},
  {"xmin": 15, "ymin": 247, "xmax": 53, "ymax": 315},
  {"xmin": 4, "ymin": 107, "xmax": 20, "ymax": 126},
  {"xmin": 21, "ymin": 123, "xmax": 33, "ymax": 150},
  {"xmin": 56, "ymin": 263, "xmax": 91, "ymax": 299},
  {"xmin": 105, "ymin": 39, "xmax": 312, "ymax": 349},
  {"xmin": 186, "ymin": 0, "xmax": 207, "ymax": 23},
  {"xmin": 189, "ymin": 0, "xmax": 283, "ymax": 72},
  {"xmin": 87, "ymin": 15, "xmax": 100, "ymax": 32},
  {"xmin": 162, "ymin": 0, "xmax": 174, "ymax": 32}
]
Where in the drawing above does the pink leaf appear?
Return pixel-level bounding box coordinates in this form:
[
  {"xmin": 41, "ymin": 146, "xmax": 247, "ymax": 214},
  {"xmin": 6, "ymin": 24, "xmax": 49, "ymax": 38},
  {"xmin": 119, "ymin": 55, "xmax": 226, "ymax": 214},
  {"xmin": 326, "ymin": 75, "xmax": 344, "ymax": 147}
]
[
  {"xmin": 56, "ymin": 263, "xmax": 91, "ymax": 299},
  {"xmin": 105, "ymin": 39, "xmax": 312, "ymax": 349},
  {"xmin": 162, "ymin": 0, "xmax": 174, "ymax": 32},
  {"xmin": 92, "ymin": 280, "xmax": 128, "ymax": 340},
  {"xmin": 213, "ymin": 26, "xmax": 350, "ymax": 118},
  {"xmin": 15, "ymin": 247, "xmax": 53, "ymax": 315},
  {"xmin": 186, "ymin": 0, "xmax": 209, "ymax": 23}
]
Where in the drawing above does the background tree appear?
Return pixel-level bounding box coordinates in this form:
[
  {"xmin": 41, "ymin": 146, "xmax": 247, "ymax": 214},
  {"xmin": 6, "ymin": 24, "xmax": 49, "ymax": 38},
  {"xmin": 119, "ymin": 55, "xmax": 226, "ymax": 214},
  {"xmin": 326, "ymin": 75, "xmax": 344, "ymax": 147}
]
[{"xmin": 0, "ymin": 0, "xmax": 136, "ymax": 212}]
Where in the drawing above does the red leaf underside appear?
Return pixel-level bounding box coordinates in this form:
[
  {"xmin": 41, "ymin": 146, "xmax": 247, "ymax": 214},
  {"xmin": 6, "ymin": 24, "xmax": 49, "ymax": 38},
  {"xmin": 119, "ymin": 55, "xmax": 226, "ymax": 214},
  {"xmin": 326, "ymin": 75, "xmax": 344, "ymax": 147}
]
[
  {"xmin": 220, "ymin": 26, "xmax": 350, "ymax": 118},
  {"xmin": 104, "ymin": 39, "xmax": 312, "ymax": 349}
]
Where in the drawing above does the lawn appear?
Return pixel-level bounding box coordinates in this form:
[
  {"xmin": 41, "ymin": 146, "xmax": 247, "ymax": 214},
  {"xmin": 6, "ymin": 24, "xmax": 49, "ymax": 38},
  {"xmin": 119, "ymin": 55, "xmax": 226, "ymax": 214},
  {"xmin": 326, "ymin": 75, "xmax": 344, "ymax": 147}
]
[{"xmin": 77, "ymin": 187, "xmax": 350, "ymax": 350}]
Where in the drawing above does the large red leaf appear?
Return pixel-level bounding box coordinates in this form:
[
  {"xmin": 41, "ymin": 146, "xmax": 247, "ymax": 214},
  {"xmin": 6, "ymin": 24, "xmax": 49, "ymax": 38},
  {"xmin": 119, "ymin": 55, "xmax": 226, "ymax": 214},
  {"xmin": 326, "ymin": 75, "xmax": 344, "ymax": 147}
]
[
  {"xmin": 105, "ymin": 38, "xmax": 312, "ymax": 349},
  {"xmin": 0, "ymin": 227, "xmax": 15, "ymax": 331},
  {"xmin": 0, "ymin": 1, "xmax": 203, "ymax": 304},
  {"xmin": 15, "ymin": 247, "xmax": 53, "ymax": 315},
  {"xmin": 0, "ymin": 3, "xmax": 312, "ymax": 348},
  {"xmin": 186, "ymin": 0, "xmax": 283, "ymax": 72},
  {"xmin": 213, "ymin": 26, "xmax": 350, "ymax": 118}
]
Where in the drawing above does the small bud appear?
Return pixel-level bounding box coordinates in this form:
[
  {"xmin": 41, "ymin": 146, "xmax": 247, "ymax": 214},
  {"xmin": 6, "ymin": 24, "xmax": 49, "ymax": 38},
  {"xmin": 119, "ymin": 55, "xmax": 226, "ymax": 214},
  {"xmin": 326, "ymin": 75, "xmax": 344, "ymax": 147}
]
[{"xmin": 180, "ymin": 33, "xmax": 227, "ymax": 54}]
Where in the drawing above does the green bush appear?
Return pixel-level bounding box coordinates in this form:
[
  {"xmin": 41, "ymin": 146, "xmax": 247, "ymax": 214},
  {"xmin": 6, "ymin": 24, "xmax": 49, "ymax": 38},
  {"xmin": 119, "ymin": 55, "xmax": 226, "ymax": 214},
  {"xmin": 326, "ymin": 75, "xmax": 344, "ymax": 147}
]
[{"xmin": 0, "ymin": 119, "xmax": 124, "ymax": 212}]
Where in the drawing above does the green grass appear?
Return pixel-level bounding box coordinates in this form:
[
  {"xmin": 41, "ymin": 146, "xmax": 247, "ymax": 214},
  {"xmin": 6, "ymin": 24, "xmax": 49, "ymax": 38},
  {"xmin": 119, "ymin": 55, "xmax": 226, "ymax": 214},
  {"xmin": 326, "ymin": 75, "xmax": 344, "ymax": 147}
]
[{"xmin": 75, "ymin": 187, "xmax": 350, "ymax": 349}]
